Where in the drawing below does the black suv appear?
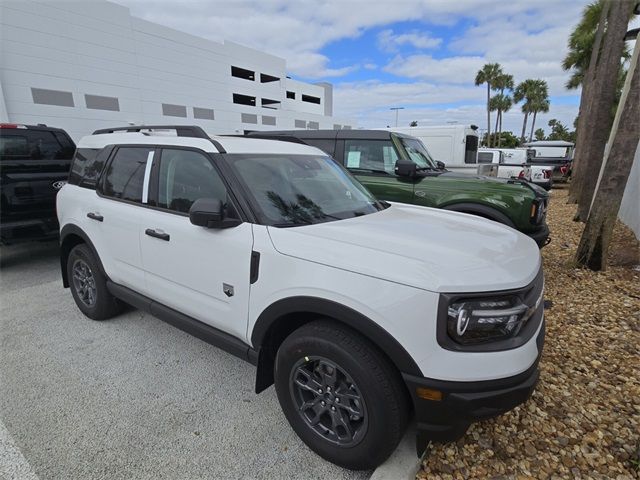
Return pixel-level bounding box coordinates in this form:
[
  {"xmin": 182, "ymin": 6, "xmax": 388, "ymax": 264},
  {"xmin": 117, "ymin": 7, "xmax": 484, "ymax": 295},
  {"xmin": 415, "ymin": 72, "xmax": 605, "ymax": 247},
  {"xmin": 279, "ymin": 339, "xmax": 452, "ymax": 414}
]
[{"xmin": 0, "ymin": 123, "xmax": 75, "ymax": 244}]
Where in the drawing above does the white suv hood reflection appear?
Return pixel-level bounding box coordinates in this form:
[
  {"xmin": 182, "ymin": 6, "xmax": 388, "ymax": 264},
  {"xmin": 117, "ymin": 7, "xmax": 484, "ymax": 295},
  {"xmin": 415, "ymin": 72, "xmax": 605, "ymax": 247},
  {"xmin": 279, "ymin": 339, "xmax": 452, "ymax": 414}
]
[{"xmin": 267, "ymin": 203, "xmax": 541, "ymax": 293}]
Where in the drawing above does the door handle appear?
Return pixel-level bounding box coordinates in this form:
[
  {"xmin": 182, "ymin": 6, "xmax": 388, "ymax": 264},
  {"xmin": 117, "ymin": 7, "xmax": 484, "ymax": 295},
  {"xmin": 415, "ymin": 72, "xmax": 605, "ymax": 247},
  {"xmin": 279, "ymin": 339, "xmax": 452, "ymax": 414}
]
[
  {"xmin": 145, "ymin": 228, "xmax": 170, "ymax": 241},
  {"xmin": 87, "ymin": 212, "xmax": 104, "ymax": 222}
]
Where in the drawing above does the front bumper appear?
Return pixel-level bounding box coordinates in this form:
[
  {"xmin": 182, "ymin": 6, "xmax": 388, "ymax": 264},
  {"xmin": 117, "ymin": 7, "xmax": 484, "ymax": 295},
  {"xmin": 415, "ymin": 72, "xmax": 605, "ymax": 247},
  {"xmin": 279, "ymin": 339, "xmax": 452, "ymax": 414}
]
[
  {"xmin": 526, "ymin": 223, "xmax": 550, "ymax": 248},
  {"xmin": 404, "ymin": 321, "xmax": 544, "ymax": 454}
]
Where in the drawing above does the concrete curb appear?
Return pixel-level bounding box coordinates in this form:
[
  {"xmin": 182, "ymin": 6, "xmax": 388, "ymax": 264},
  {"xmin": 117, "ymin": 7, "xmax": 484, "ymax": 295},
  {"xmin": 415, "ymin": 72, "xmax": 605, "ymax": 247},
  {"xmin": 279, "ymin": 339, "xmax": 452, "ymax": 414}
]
[{"xmin": 369, "ymin": 424, "xmax": 423, "ymax": 480}]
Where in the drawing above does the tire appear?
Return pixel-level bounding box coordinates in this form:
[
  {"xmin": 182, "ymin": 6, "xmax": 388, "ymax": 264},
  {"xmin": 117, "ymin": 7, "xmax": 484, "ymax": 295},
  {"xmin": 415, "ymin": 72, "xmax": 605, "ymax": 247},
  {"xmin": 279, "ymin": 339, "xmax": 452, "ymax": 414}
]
[
  {"xmin": 274, "ymin": 319, "xmax": 409, "ymax": 470},
  {"xmin": 67, "ymin": 244, "xmax": 121, "ymax": 320}
]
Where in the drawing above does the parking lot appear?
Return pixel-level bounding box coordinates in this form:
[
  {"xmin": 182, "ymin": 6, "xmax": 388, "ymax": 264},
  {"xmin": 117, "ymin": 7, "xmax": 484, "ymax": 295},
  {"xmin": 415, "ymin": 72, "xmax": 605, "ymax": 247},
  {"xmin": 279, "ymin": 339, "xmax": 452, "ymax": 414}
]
[{"xmin": 0, "ymin": 242, "xmax": 370, "ymax": 480}]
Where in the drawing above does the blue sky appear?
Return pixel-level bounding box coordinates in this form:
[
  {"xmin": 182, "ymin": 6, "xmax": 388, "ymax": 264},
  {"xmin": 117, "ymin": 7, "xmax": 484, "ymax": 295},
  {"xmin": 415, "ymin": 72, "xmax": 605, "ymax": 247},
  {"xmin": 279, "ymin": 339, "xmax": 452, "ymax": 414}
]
[{"xmin": 119, "ymin": 1, "xmax": 634, "ymax": 134}]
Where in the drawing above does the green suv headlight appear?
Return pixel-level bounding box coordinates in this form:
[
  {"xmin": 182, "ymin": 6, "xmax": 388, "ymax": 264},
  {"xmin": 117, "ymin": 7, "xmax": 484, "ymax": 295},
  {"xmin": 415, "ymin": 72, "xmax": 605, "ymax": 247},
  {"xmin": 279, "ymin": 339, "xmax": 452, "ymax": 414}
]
[
  {"xmin": 530, "ymin": 199, "xmax": 548, "ymax": 225},
  {"xmin": 447, "ymin": 296, "xmax": 536, "ymax": 345}
]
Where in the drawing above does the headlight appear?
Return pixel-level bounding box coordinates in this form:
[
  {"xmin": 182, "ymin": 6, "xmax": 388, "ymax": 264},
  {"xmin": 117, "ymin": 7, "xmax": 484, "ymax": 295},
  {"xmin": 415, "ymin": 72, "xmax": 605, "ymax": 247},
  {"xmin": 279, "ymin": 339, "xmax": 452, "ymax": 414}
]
[
  {"xmin": 447, "ymin": 295, "xmax": 538, "ymax": 345},
  {"xmin": 530, "ymin": 199, "xmax": 547, "ymax": 225}
]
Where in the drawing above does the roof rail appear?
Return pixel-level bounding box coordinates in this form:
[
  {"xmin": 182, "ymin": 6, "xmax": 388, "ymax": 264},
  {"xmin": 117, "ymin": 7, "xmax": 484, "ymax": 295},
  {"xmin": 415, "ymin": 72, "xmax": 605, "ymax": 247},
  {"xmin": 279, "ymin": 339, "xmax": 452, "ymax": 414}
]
[
  {"xmin": 91, "ymin": 125, "xmax": 226, "ymax": 153},
  {"xmin": 92, "ymin": 125, "xmax": 210, "ymax": 138}
]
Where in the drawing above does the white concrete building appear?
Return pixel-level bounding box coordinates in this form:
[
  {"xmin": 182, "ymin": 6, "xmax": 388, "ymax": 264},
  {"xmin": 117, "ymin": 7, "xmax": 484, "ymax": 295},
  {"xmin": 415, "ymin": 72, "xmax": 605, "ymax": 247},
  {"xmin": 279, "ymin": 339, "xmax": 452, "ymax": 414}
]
[{"xmin": 0, "ymin": 0, "xmax": 353, "ymax": 141}]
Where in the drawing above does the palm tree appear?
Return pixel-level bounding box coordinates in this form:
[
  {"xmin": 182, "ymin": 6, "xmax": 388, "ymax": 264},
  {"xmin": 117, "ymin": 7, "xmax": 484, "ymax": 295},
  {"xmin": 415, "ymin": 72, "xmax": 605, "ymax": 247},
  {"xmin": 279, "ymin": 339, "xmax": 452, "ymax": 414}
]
[
  {"xmin": 529, "ymin": 97, "xmax": 549, "ymax": 142},
  {"xmin": 491, "ymin": 73, "xmax": 514, "ymax": 147},
  {"xmin": 513, "ymin": 79, "xmax": 537, "ymax": 143},
  {"xmin": 514, "ymin": 79, "xmax": 549, "ymax": 143},
  {"xmin": 475, "ymin": 63, "xmax": 502, "ymax": 147},
  {"xmin": 562, "ymin": 0, "xmax": 631, "ymax": 90},
  {"xmin": 534, "ymin": 128, "xmax": 545, "ymax": 141},
  {"xmin": 490, "ymin": 94, "xmax": 513, "ymax": 147}
]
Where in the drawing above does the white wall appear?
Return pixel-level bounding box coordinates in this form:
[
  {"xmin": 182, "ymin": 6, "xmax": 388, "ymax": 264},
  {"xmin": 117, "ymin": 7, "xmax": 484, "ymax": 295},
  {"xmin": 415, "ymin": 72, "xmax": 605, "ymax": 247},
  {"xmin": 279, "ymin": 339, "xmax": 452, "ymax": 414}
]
[
  {"xmin": 618, "ymin": 140, "xmax": 640, "ymax": 240},
  {"xmin": 0, "ymin": 0, "xmax": 353, "ymax": 141}
]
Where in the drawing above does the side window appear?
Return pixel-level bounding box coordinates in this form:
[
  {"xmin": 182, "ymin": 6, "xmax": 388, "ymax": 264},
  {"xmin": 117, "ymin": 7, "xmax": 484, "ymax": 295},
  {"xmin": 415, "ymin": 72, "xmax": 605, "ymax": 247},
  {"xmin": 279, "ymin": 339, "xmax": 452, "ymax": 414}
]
[
  {"xmin": 477, "ymin": 152, "xmax": 494, "ymax": 164},
  {"xmin": 68, "ymin": 148, "xmax": 106, "ymax": 188},
  {"xmin": 343, "ymin": 140, "xmax": 398, "ymax": 174},
  {"xmin": 157, "ymin": 149, "xmax": 227, "ymax": 214},
  {"xmin": 101, "ymin": 147, "xmax": 151, "ymax": 203}
]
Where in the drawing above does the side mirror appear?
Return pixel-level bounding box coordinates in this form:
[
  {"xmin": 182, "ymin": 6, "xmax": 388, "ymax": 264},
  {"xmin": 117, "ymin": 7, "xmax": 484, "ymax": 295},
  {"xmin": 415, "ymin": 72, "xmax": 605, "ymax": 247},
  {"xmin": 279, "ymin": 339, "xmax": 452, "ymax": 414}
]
[
  {"xmin": 189, "ymin": 198, "xmax": 241, "ymax": 229},
  {"xmin": 436, "ymin": 160, "xmax": 446, "ymax": 170},
  {"xmin": 394, "ymin": 159, "xmax": 417, "ymax": 177}
]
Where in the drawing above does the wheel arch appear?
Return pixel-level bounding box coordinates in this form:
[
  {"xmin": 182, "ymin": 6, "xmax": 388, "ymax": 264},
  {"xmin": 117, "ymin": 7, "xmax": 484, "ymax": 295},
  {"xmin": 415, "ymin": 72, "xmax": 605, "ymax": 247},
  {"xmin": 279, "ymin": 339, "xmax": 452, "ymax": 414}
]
[
  {"xmin": 59, "ymin": 224, "xmax": 106, "ymax": 288},
  {"xmin": 251, "ymin": 296, "xmax": 422, "ymax": 394},
  {"xmin": 441, "ymin": 202, "xmax": 515, "ymax": 228}
]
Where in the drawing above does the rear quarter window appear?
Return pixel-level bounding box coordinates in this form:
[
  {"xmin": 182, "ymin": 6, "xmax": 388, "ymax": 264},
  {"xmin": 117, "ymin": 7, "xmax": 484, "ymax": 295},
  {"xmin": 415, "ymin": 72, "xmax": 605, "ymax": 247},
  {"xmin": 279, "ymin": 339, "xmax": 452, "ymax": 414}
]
[{"xmin": 68, "ymin": 148, "xmax": 106, "ymax": 189}]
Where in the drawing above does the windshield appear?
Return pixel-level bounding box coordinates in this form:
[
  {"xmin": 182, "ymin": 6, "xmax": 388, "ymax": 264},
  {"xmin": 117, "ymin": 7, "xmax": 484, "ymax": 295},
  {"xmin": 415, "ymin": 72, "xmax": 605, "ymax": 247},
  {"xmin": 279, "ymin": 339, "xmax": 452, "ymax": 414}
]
[
  {"xmin": 225, "ymin": 154, "xmax": 385, "ymax": 226},
  {"xmin": 397, "ymin": 137, "xmax": 438, "ymax": 169}
]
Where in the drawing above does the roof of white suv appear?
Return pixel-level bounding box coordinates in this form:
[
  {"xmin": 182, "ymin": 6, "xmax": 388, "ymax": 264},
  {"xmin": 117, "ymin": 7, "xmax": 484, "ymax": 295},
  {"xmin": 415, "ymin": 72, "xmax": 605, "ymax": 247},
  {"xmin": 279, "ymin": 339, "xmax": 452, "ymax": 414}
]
[{"xmin": 77, "ymin": 127, "xmax": 323, "ymax": 156}]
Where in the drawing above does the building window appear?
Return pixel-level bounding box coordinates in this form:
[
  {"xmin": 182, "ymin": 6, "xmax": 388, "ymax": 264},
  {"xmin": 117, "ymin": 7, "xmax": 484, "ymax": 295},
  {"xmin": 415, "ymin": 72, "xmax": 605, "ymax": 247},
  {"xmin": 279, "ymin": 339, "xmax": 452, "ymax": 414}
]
[
  {"xmin": 193, "ymin": 107, "xmax": 215, "ymax": 120},
  {"xmin": 231, "ymin": 66, "xmax": 255, "ymax": 81},
  {"xmin": 301, "ymin": 94, "xmax": 321, "ymax": 105},
  {"xmin": 261, "ymin": 98, "xmax": 281, "ymax": 109},
  {"xmin": 307, "ymin": 121, "xmax": 319, "ymax": 130},
  {"xmin": 162, "ymin": 103, "xmax": 187, "ymax": 117},
  {"xmin": 85, "ymin": 94, "xmax": 119, "ymax": 111},
  {"xmin": 343, "ymin": 125, "xmax": 352, "ymax": 130},
  {"xmin": 241, "ymin": 113, "xmax": 258, "ymax": 124},
  {"xmin": 262, "ymin": 115, "xmax": 276, "ymax": 126},
  {"xmin": 260, "ymin": 73, "xmax": 280, "ymax": 83},
  {"xmin": 333, "ymin": 124, "xmax": 342, "ymax": 130},
  {"xmin": 31, "ymin": 88, "xmax": 74, "ymax": 107},
  {"xmin": 286, "ymin": 91, "xmax": 295, "ymax": 99},
  {"xmin": 233, "ymin": 94, "xmax": 256, "ymax": 106},
  {"xmin": 294, "ymin": 119, "xmax": 307, "ymax": 129}
]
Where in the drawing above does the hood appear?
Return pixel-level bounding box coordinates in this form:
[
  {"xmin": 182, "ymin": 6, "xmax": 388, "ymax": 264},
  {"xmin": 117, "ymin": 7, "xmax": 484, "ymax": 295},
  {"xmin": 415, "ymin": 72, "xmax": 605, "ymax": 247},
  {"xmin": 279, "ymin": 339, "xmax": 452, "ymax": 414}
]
[
  {"xmin": 267, "ymin": 203, "xmax": 541, "ymax": 293},
  {"xmin": 433, "ymin": 171, "xmax": 549, "ymax": 198}
]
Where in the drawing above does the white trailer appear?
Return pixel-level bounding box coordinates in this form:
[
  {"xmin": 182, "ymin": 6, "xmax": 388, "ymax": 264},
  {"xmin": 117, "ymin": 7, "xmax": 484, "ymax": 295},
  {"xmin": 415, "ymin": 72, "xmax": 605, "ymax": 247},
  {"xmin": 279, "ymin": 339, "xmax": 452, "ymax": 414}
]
[
  {"xmin": 478, "ymin": 148, "xmax": 553, "ymax": 190},
  {"xmin": 383, "ymin": 125, "xmax": 480, "ymax": 174}
]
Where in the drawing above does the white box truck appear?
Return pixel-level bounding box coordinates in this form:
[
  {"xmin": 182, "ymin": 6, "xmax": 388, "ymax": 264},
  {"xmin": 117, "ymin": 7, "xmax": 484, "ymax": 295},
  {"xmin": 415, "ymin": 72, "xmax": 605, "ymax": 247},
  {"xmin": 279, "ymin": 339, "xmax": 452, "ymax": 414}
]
[{"xmin": 384, "ymin": 125, "xmax": 481, "ymax": 174}]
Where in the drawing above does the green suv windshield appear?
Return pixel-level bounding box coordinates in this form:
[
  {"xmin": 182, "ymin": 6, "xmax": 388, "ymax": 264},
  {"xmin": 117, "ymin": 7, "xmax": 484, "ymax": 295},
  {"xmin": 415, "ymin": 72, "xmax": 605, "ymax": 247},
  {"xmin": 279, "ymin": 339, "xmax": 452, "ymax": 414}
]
[
  {"xmin": 225, "ymin": 154, "xmax": 385, "ymax": 226},
  {"xmin": 397, "ymin": 136, "xmax": 438, "ymax": 170}
]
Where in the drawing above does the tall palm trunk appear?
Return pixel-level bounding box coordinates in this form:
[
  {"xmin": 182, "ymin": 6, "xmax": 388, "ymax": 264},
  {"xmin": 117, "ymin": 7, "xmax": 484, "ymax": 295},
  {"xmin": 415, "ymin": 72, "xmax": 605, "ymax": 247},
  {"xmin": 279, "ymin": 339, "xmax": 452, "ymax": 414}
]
[
  {"xmin": 575, "ymin": 37, "xmax": 639, "ymax": 270},
  {"xmin": 486, "ymin": 83, "xmax": 491, "ymax": 147},
  {"xmin": 529, "ymin": 111, "xmax": 538, "ymax": 142},
  {"xmin": 568, "ymin": 0, "xmax": 610, "ymax": 204},
  {"xmin": 498, "ymin": 111, "xmax": 503, "ymax": 147},
  {"xmin": 575, "ymin": 0, "xmax": 633, "ymax": 222},
  {"xmin": 520, "ymin": 112, "xmax": 529, "ymax": 143}
]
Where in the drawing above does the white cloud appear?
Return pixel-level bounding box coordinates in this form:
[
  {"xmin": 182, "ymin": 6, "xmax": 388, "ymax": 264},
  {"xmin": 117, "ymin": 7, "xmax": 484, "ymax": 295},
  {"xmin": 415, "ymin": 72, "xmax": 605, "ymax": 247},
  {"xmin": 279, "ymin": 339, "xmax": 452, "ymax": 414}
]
[
  {"xmin": 333, "ymin": 80, "xmax": 578, "ymax": 135},
  {"xmin": 377, "ymin": 29, "xmax": 442, "ymax": 52},
  {"xmin": 115, "ymin": 0, "xmax": 592, "ymax": 127}
]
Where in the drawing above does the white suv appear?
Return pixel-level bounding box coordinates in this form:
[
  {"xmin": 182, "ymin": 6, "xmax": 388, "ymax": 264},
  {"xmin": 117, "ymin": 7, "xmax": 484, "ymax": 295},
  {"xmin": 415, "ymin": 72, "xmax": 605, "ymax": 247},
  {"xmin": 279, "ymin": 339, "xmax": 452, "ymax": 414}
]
[{"xmin": 57, "ymin": 125, "xmax": 545, "ymax": 470}]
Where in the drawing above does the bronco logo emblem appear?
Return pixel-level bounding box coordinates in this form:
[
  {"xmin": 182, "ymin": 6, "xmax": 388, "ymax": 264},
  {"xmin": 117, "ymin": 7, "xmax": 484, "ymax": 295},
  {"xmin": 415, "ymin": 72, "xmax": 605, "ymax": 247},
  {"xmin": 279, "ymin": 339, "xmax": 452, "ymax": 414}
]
[{"xmin": 52, "ymin": 180, "xmax": 66, "ymax": 190}]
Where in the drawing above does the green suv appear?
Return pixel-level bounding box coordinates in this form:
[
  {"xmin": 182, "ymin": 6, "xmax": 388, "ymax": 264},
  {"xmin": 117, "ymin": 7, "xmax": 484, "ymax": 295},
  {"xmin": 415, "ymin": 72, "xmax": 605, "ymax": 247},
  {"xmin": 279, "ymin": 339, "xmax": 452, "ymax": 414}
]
[{"xmin": 249, "ymin": 130, "xmax": 550, "ymax": 247}]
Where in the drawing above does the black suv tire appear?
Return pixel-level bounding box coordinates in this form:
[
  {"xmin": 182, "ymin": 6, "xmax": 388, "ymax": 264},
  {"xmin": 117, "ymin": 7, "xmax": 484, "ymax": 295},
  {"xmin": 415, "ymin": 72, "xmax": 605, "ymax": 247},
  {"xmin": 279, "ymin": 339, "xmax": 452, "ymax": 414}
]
[
  {"xmin": 67, "ymin": 244, "xmax": 122, "ymax": 320},
  {"xmin": 274, "ymin": 320, "xmax": 409, "ymax": 470}
]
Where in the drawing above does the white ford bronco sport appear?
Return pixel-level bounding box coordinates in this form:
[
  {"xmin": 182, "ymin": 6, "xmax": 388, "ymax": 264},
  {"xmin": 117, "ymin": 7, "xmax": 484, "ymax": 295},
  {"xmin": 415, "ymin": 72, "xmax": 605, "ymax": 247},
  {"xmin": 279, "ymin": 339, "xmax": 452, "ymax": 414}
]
[{"xmin": 57, "ymin": 125, "xmax": 545, "ymax": 470}]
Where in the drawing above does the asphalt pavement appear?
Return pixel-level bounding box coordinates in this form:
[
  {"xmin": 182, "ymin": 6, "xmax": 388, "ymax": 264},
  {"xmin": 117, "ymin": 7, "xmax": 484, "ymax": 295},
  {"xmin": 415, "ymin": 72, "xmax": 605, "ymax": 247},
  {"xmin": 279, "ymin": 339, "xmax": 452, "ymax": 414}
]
[{"xmin": 0, "ymin": 241, "xmax": 371, "ymax": 480}]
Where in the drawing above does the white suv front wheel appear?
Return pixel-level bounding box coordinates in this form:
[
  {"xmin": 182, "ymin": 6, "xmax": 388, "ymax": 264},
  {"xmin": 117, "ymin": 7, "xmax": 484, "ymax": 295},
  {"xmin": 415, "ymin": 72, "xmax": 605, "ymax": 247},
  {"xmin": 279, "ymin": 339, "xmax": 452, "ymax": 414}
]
[{"xmin": 274, "ymin": 320, "xmax": 409, "ymax": 470}]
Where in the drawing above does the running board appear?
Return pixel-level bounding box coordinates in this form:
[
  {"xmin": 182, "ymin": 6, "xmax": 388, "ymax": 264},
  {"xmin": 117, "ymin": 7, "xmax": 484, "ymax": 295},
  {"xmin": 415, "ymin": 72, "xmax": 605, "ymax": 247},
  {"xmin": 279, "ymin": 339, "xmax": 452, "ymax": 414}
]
[{"xmin": 106, "ymin": 281, "xmax": 258, "ymax": 365}]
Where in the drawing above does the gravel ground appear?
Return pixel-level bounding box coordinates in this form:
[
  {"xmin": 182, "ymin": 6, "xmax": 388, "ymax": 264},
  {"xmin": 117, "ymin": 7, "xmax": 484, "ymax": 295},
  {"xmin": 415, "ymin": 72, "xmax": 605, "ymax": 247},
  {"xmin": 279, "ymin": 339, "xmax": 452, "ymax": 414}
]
[{"xmin": 418, "ymin": 187, "xmax": 640, "ymax": 480}]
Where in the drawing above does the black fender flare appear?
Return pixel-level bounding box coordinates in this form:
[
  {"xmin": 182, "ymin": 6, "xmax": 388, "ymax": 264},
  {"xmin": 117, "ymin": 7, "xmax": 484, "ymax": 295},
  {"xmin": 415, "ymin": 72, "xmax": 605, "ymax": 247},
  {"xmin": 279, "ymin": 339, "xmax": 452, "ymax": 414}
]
[
  {"xmin": 251, "ymin": 296, "xmax": 422, "ymax": 387},
  {"xmin": 441, "ymin": 202, "xmax": 515, "ymax": 228},
  {"xmin": 59, "ymin": 224, "xmax": 106, "ymax": 287}
]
